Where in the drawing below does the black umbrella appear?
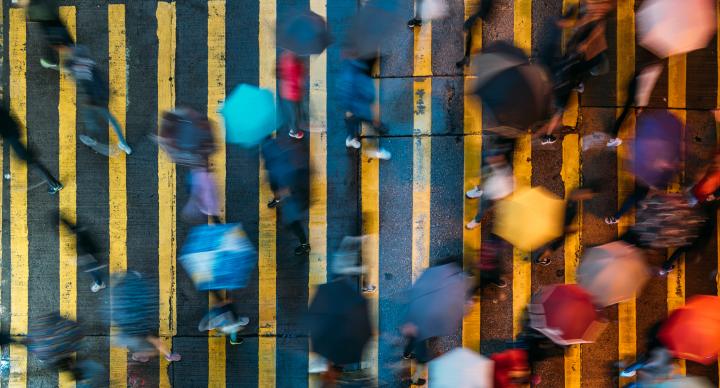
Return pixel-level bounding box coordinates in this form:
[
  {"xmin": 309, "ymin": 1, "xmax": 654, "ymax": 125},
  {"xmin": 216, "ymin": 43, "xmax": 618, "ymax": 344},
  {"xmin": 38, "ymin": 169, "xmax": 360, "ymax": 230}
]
[
  {"xmin": 344, "ymin": 1, "xmax": 404, "ymax": 59},
  {"xmin": 405, "ymin": 263, "xmax": 469, "ymax": 341},
  {"xmin": 278, "ymin": 11, "xmax": 332, "ymax": 56},
  {"xmin": 471, "ymin": 42, "xmax": 552, "ymax": 134},
  {"xmin": 308, "ymin": 279, "xmax": 372, "ymax": 365}
]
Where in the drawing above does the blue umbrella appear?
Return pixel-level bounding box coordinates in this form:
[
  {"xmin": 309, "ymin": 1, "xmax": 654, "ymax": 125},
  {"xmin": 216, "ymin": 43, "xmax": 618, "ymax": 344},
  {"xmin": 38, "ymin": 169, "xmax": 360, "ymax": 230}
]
[
  {"xmin": 278, "ymin": 11, "xmax": 332, "ymax": 56},
  {"xmin": 222, "ymin": 84, "xmax": 278, "ymax": 147}
]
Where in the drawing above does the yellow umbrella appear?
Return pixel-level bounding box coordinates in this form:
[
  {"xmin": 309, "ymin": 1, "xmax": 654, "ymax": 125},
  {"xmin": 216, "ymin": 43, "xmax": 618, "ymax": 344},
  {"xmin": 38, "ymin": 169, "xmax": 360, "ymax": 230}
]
[{"xmin": 493, "ymin": 187, "xmax": 565, "ymax": 251}]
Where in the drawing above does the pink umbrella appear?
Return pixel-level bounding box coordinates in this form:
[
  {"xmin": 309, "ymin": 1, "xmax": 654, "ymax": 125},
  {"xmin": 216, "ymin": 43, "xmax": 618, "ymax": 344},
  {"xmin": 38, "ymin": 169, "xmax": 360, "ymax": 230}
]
[{"xmin": 637, "ymin": 0, "xmax": 716, "ymax": 58}]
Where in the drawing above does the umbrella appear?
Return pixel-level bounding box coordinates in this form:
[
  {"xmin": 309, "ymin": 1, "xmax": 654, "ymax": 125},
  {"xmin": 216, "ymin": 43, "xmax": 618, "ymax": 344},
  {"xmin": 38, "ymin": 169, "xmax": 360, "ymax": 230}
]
[
  {"xmin": 633, "ymin": 110, "xmax": 682, "ymax": 188},
  {"xmin": 428, "ymin": 347, "xmax": 493, "ymax": 388},
  {"xmin": 221, "ymin": 84, "xmax": 277, "ymax": 147},
  {"xmin": 659, "ymin": 295, "xmax": 720, "ymax": 365},
  {"xmin": 405, "ymin": 263, "xmax": 469, "ymax": 341},
  {"xmin": 528, "ymin": 284, "xmax": 606, "ymax": 346},
  {"xmin": 110, "ymin": 272, "xmax": 157, "ymax": 337},
  {"xmin": 344, "ymin": 1, "xmax": 404, "ymax": 59},
  {"xmin": 576, "ymin": 241, "xmax": 649, "ymax": 306},
  {"xmin": 633, "ymin": 193, "xmax": 705, "ymax": 249},
  {"xmin": 651, "ymin": 376, "xmax": 714, "ymax": 387},
  {"xmin": 28, "ymin": 313, "xmax": 84, "ymax": 366},
  {"xmin": 179, "ymin": 223, "xmax": 257, "ymax": 291},
  {"xmin": 637, "ymin": 0, "xmax": 716, "ymax": 58},
  {"xmin": 278, "ymin": 11, "xmax": 331, "ymax": 55},
  {"xmin": 493, "ymin": 187, "xmax": 565, "ymax": 251},
  {"xmin": 471, "ymin": 42, "xmax": 552, "ymax": 134},
  {"xmin": 157, "ymin": 108, "xmax": 216, "ymax": 168},
  {"xmin": 308, "ymin": 279, "xmax": 372, "ymax": 365}
]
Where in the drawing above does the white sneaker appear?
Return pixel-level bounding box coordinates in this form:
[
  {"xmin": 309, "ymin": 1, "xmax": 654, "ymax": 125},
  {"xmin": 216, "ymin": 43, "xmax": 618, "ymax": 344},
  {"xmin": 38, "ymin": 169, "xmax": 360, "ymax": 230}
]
[
  {"xmin": 368, "ymin": 149, "xmax": 391, "ymax": 160},
  {"xmin": 466, "ymin": 219, "xmax": 481, "ymax": 230},
  {"xmin": 79, "ymin": 135, "xmax": 98, "ymax": 147},
  {"xmin": 40, "ymin": 58, "xmax": 59, "ymax": 70},
  {"xmin": 118, "ymin": 142, "xmax": 133, "ymax": 155},
  {"xmin": 606, "ymin": 138, "xmax": 622, "ymax": 148},
  {"xmin": 220, "ymin": 316, "xmax": 250, "ymax": 334},
  {"xmin": 604, "ymin": 216, "xmax": 619, "ymax": 225},
  {"xmin": 619, "ymin": 369, "xmax": 636, "ymax": 378},
  {"xmin": 91, "ymin": 282, "xmax": 106, "ymax": 293},
  {"xmin": 345, "ymin": 136, "xmax": 361, "ymax": 149},
  {"xmin": 466, "ymin": 186, "xmax": 483, "ymax": 199}
]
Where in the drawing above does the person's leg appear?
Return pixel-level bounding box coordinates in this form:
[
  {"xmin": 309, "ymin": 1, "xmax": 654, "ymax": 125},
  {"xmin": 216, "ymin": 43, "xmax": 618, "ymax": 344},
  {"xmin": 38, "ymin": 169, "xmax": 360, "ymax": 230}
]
[
  {"xmin": 6, "ymin": 136, "xmax": 62, "ymax": 191},
  {"xmin": 408, "ymin": 0, "xmax": 422, "ymax": 27},
  {"xmin": 146, "ymin": 335, "xmax": 181, "ymax": 361},
  {"xmin": 344, "ymin": 113, "xmax": 361, "ymax": 149},
  {"xmin": 290, "ymin": 220, "xmax": 308, "ymax": 244},
  {"xmin": 613, "ymin": 185, "xmax": 650, "ymax": 220},
  {"xmin": 102, "ymin": 106, "xmax": 131, "ymax": 151}
]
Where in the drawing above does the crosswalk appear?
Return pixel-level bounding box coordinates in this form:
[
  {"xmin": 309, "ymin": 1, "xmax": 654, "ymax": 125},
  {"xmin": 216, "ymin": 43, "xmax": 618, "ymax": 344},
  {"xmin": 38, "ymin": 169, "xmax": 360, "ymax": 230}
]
[{"xmin": 2, "ymin": 0, "xmax": 720, "ymax": 387}]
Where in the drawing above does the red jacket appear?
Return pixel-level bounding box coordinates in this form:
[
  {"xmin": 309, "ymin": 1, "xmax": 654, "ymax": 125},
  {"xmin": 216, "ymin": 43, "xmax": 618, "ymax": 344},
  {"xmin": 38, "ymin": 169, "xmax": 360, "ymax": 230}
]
[
  {"xmin": 279, "ymin": 51, "xmax": 305, "ymax": 102},
  {"xmin": 491, "ymin": 349, "xmax": 531, "ymax": 388}
]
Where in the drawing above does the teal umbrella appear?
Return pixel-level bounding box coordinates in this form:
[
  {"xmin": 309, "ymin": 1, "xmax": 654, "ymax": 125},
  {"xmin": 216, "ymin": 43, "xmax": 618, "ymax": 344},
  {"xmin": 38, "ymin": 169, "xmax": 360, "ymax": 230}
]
[{"xmin": 222, "ymin": 84, "xmax": 278, "ymax": 147}]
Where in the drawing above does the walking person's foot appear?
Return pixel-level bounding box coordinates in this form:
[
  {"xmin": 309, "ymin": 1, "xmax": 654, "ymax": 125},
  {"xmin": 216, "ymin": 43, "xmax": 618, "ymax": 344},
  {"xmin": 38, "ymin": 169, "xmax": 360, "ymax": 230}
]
[
  {"xmin": 492, "ymin": 279, "xmax": 508, "ymax": 288},
  {"xmin": 604, "ymin": 216, "xmax": 619, "ymax": 225},
  {"xmin": 606, "ymin": 138, "xmax": 622, "ymax": 148},
  {"xmin": 540, "ymin": 134, "xmax": 557, "ymax": 145},
  {"xmin": 267, "ymin": 198, "xmax": 282, "ymax": 208},
  {"xmin": 658, "ymin": 263, "xmax": 675, "ymax": 276},
  {"xmin": 345, "ymin": 136, "xmax": 361, "ymax": 149},
  {"xmin": 534, "ymin": 256, "xmax": 551, "ymax": 266},
  {"xmin": 164, "ymin": 353, "xmax": 181, "ymax": 362},
  {"xmin": 40, "ymin": 58, "xmax": 59, "ymax": 70},
  {"xmin": 465, "ymin": 219, "xmax": 481, "ymax": 230},
  {"xmin": 407, "ymin": 18, "xmax": 421, "ymax": 29},
  {"xmin": 118, "ymin": 142, "xmax": 133, "ymax": 155},
  {"xmin": 288, "ymin": 129, "xmax": 305, "ymax": 140},
  {"xmin": 456, "ymin": 57, "xmax": 470, "ymax": 68},
  {"xmin": 295, "ymin": 243, "xmax": 311, "ymax": 256},
  {"xmin": 367, "ymin": 148, "xmax": 391, "ymax": 160},
  {"xmin": 466, "ymin": 186, "xmax": 483, "ymax": 199},
  {"xmin": 90, "ymin": 281, "xmax": 106, "ymax": 293},
  {"xmin": 48, "ymin": 182, "xmax": 64, "ymax": 195}
]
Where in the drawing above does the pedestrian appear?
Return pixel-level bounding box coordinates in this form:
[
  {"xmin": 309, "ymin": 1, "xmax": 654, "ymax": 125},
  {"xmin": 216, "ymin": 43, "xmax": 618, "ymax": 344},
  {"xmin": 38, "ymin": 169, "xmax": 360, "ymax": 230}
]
[
  {"xmin": 605, "ymin": 184, "xmax": 652, "ymax": 225},
  {"xmin": 24, "ymin": 0, "xmax": 74, "ymax": 69},
  {"xmin": 337, "ymin": 56, "xmax": 391, "ymax": 160},
  {"xmin": 407, "ymin": 0, "xmax": 449, "ymax": 29},
  {"xmin": 400, "ymin": 323, "xmax": 432, "ymax": 386},
  {"xmin": 261, "ymin": 136, "xmax": 311, "ymax": 255},
  {"xmin": 0, "ymin": 104, "xmax": 63, "ymax": 194},
  {"xmin": 58, "ymin": 215, "xmax": 107, "ymax": 293},
  {"xmin": 52, "ymin": 45, "xmax": 132, "ymax": 156},
  {"xmin": 619, "ymin": 321, "xmax": 674, "ymax": 386},
  {"xmin": 198, "ymin": 290, "xmax": 250, "ymax": 345},
  {"xmin": 471, "ymin": 233, "xmax": 509, "ymax": 291},
  {"xmin": 490, "ymin": 348, "xmax": 534, "ymax": 388},
  {"xmin": 465, "ymin": 152, "xmax": 514, "ymax": 230},
  {"xmin": 456, "ymin": 0, "xmax": 494, "ymax": 68},
  {"xmin": 278, "ymin": 49, "xmax": 307, "ymax": 140},
  {"xmin": 182, "ymin": 168, "xmax": 221, "ymax": 224}
]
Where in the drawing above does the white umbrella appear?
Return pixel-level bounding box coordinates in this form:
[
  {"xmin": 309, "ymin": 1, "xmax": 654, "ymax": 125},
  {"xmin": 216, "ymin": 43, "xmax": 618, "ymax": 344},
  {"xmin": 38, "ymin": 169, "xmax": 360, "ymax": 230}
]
[
  {"xmin": 428, "ymin": 348, "xmax": 494, "ymax": 388},
  {"xmin": 637, "ymin": 0, "xmax": 716, "ymax": 58}
]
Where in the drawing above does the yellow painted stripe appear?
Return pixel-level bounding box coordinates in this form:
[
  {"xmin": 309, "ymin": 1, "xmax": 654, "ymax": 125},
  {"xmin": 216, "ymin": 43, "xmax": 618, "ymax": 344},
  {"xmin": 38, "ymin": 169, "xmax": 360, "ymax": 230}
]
[
  {"xmin": 207, "ymin": 1, "xmax": 227, "ymax": 385},
  {"xmin": 360, "ymin": 77, "xmax": 381, "ymax": 381},
  {"xmin": 511, "ymin": 0, "xmax": 532, "ymax": 339},
  {"xmin": 616, "ymin": 1, "xmax": 636, "ymax": 385},
  {"xmin": 667, "ymin": 53, "xmax": 686, "ymax": 376},
  {"xmin": 258, "ymin": 0, "xmax": 277, "ymax": 386},
  {"xmin": 9, "ymin": 9, "xmax": 28, "ymax": 387},
  {"xmin": 562, "ymin": 134, "xmax": 581, "ymax": 387},
  {"xmin": 58, "ymin": 6, "xmax": 77, "ymax": 388},
  {"xmin": 156, "ymin": 3, "xmax": 177, "ymax": 387},
  {"xmin": 308, "ymin": 1, "xmax": 327, "ymax": 386},
  {"xmin": 107, "ymin": 4, "xmax": 128, "ymax": 387}
]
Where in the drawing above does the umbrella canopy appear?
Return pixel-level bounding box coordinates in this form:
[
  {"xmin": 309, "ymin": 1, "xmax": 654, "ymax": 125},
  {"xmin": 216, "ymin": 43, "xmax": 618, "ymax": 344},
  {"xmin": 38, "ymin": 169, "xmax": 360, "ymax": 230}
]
[
  {"xmin": 405, "ymin": 263, "xmax": 469, "ymax": 341},
  {"xmin": 633, "ymin": 110, "xmax": 683, "ymax": 188},
  {"xmin": 637, "ymin": 0, "xmax": 716, "ymax": 58},
  {"xmin": 493, "ymin": 187, "xmax": 565, "ymax": 251},
  {"xmin": 576, "ymin": 241, "xmax": 649, "ymax": 306},
  {"xmin": 278, "ymin": 11, "xmax": 331, "ymax": 55},
  {"xmin": 221, "ymin": 84, "xmax": 277, "ymax": 147},
  {"xmin": 528, "ymin": 284, "xmax": 606, "ymax": 346},
  {"xmin": 428, "ymin": 347, "xmax": 494, "ymax": 388},
  {"xmin": 157, "ymin": 108, "xmax": 216, "ymax": 168},
  {"xmin": 308, "ymin": 279, "xmax": 372, "ymax": 365},
  {"xmin": 110, "ymin": 272, "xmax": 156, "ymax": 337},
  {"xmin": 344, "ymin": 1, "xmax": 404, "ymax": 59},
  {"xmin": 633, "ymin": 193, "xmax": 706, "ymax": 248},
  {"xmin": 651, "ymin": 376, "xmax": 714, "ymax": 388},
  {"xmin": 659, "ymin": 295, "xmax": 720, "ymax": 365},
  {"xmin": 28, "ymin": 313, "xmax": 84, "ymax": 366},
  {"xmin": 471, "ymin": 42, "xmax": 551, "ymax": 133},
  {"xmin": 179, "ymin": 223, "xmax": 257, "ymax": 291}
]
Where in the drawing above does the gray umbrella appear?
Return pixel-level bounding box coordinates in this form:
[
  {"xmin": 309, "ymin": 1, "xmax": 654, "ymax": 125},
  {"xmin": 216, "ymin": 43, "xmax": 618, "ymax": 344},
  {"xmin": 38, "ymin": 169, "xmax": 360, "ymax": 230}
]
[{"xmin": 405, "ymin": 263, "xmax": 469, "ymax": 341}]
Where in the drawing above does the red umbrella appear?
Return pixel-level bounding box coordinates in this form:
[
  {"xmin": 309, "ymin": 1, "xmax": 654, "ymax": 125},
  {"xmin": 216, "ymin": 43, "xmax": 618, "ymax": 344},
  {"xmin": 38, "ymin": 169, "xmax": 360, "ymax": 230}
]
[
  {"xmin": 659, "ymin": 295, "xmax": 720, "ymax": 365},
  {"xmin": 528, "ymin": 284, "xmax": 606, "ymax": 346}
]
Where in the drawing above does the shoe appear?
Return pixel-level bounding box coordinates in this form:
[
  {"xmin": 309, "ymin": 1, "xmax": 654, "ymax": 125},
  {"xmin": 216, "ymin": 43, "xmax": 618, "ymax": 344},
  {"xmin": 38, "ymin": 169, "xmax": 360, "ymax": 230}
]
[
  {"xmin": 40, "ymin": 58, "xmax": 59, "ymax": 70},
  {"xmin": 118, "ymin": 142, "xmax": 133, "ymax": 155},
  {"xmin": 658, "ymin": 264, "xmax": 675, "ymax": 276},
  {"xmin": 619, "ymin": 369, "xmax": 637, "ymax": 378},
  {"xmin": 345, "ymin": 136, "xmax": 361, "ymax": 149},
  {"xmin": 573, "ymin": 82, "xmax": 585, "ymax": 93},
  {"xmin": 362, "ymin": 284, "xmax": 377, "ymax": 293},
  {"xmin": 90, "ymin": 281, "xmax": 106, "ymax": 293},
  {"xmin": 606, "ymin": 138, "xmax": 622, "ymax": 148},
  {"xmin": 164, "ymin": 353, "xmax": 181, "ymax": 362},
  {"xmin": 412, "ymin": 378, "xmax": 427, "ymax": 386},
  {"xmin": 534, "ymin": 257, "xmax": 551, "ymax": 266},
  {"xmin": 604, "ymin": 216, "xmax": 619, "ymax": 225},
  {"xmin": 540, "ymin": 134, "xmax": 557, "ymax": 145},
  {"xmin": 456, "ymin": 57, "xmax": 470, "ymax": 68},
  {"xmin": 295, "ymin": 243, "xmax": 311, "ymax": 256},
  {"xmin": 402, "ymin": 352, "xmax": 415, "ymax": 360},
  {"xmin": 267, "ymin": 198, "xmax": 282, "ymax": 208},
  {"xmin": 288, "ymin": 129, "xmax": 305, "ymax": 140},
  {"xmin": 466, "ymin": 186, "xmax": 483, "ymax": 199},
  {"xmin": 48, "ymin": 183, "xmax": 64, "ymax": 195},
  {"xmin": 407, "ymin": 18, "xmax": 421, "ymax": 29},
  {"xmin": 492, "ymin": 280, "xmax": 508, "ymax": 288},
  {"xmin": 368, "ymin": 149, "xmax": 391, "ymax": 160},
  {"xmin": 465, "ymin": 219, "xmax": 481, "ymax": 230},
  {"xmin": 229, "ymin": 332, "xmax": 244, "ymax": 345},
  {"xmin": 79, "ymin": 134, "xmax": 98, "ymax": 147}
]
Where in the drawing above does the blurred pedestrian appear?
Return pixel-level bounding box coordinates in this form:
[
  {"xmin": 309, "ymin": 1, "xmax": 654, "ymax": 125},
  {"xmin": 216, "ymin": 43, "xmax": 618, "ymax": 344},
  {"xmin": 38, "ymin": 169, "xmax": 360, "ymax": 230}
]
[
  {"xmin": 51, "ymin": 45, "xmax": 132, "ymax": 156},
  {"xmin": 278, "ymin": 49, "xmax": 307, "ymax": 140},
  {"xmin": 337, "ymin": 57, "xmax": 391, "ymax": 160},
  {"xmin": 24, "ymin": 0, "xmax": 74, "ymax": 69},
  {"xmin": 619, "ymin": 321, "xmax": 674, "ymax": 386},
  {"xmin": 58, "ymin": 215, "xmax": 107, "ymax": 293},
  {"xmin": 456, "ymin": 0, "xmax": 494, "ymax": 68},
  {"xmin": 0, "ymin": 104, "xmax": 63, "ymax": 194},
  {"xmin": 407, "ymin": 0, "xmax": 449, "ymax": 29},
  {"xmin": 471, "ymin": 233, "xmax": 509, "ymax": 291},
  {"xmin": 490, "ymin": 348, "xmax": 534, "ymax": 388},
  {"xmin": 465, "ymin": 152, "xmax": 514, "ymax": 230}
]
